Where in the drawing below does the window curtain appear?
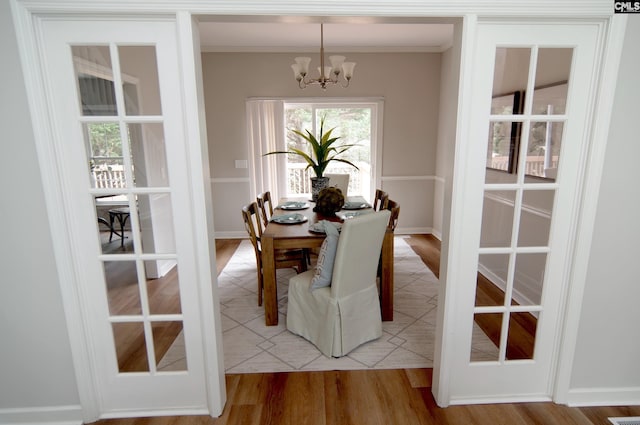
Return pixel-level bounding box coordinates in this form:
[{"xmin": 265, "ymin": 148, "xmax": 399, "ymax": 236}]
[{"xmin": 246, "ymin": 99, "xmax": 287, "ymax": 202}]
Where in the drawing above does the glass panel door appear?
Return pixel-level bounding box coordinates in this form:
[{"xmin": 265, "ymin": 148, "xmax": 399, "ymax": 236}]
[
  {"xmin": 40, "ymin": 18, "xmax": 208, "ymax": 414},
  {"xmin": 444, "ymin": 21, "xmax": 601, "ymax": 401}
]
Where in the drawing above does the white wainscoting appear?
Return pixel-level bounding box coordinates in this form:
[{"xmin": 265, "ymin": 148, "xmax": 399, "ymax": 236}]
[
  {"xmin": 380, "ymin": 175, "xmax": 436, "ymax": 235},
  {"xmin": 211, "ymin": 177, "xmax": 252, "ymax": 239}
]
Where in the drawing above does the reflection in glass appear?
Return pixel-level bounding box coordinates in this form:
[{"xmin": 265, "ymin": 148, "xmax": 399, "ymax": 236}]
[
  {"xmin": 119, "ymin": 46, "xmax": 163, "ymax": 116},
  {"xmin": 506, "ymin": 312, "xmax": 538, "ymax": 360},
  {"xmin": 103, "ymin": 260, "xmax": 141, "ymax": 315},
  {"xmin": 512, "ymin": 253, "xmax": 546, "ymax": 306},
  {"xmin": 491, "ymin": 48, "xmax": 530, "ymax": 115},
  {"xmin": 476, "ymin": 254, "xmax": 509, "ymax": 307},
  {"xmin": 153, "ymin": 322, "xmax": 187, "ymax": 371},
  {"xmin": 137, "ymin": 193, "xmax": 176, "ymax": 254},
  {"xmin": 127, "ymin": 123, "xmax": 169, "ymax": 187},
  {"xmin": 72, "ymin": 46, "xmax": 117, "ymax": 116},
  {"xmin": 533, "ymin": 48, "xmax": 573, "ymax": 115},
  {"xmin": 486, "ymin": 121, "xmax": 520, "ymax": 178},
  {"xmin": 146, "ymin": 262, "xmax": 180, "ymax": 314},
  {"xmin": 95, "ymin": 195, "xmax": 134, "ymax": 254},
  {"xmin": 524, "ymin": 121, "xmax": 563, "ymax": 180},
  {"xmin": 470, "ymin": 313, "xmax": 501, "ymax": 362},
  {"xmin": 85, "ymin": 123, "xmax": 125, "ymax": 189},
  {"xmin": 113, "ymin": 322, "xmax": 149, "ymax": 372},
  {"xmin": 480, "ymin": 191, "xmax": 515, "ymax": 247},
  {"xmin": 517, "ymin": 190, "xmax": 554, "ymax": 247}
]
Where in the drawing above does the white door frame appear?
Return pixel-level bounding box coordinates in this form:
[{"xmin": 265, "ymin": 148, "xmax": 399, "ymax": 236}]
[{"xmin": 11, "ymin": 0, "xmax": 624, "ymax": 418}]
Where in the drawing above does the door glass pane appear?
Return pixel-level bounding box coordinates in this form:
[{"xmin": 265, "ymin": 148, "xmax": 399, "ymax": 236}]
[
  {"xmin": 470, "ymin": 313, "xmax": 501, "ymax": 362},
  {"xmin": 118, "ymin": 46, "xmax": 163, "ymax": 116},
  {"xmin": 127, "ymin": 123, "xmax": 170, "ymax": 187},
  {"xmin": 153, "ymin": 322, "xmax": 187, "ymax": 372},
  {"xmin": 476, "ymin": 254, "xmax": 509, "ymax": 307},
  {"xmin": 146, "ymin": 261, "xmax": 181, "ymax": 314},
  {"xmin": 85, "ymin": 122, "xmax": 125, "ymax": 189},
  {"xmin": 113, "ymin": 322, "xmax": 149, "ymax": 372},
  {"xmin": 95, "ymin": 194, "xmax": 133, "ymax": 253},
  {"xmin": 103, "ymin": 260, "xmax": 141, "ymax": 315},
  {"xmin": 491, "ymin": 48, "xmax": 530, "ymax": 115},
  {"xmin": 512, "ymin": 253, "xmax": 546, "ymax": 306},
  {"xmin": 72, "ymin": 46, "xmax": 117, "ymax": 116},
  {"xmin": 486, "ymin": 121, "xmax": 520, "ymax": 183},
  {"xmin": 533, "ymin": 48, "xmax": 572, "ymax": 115},
  {"xmin": 524, "ymin": 121, "xmax": 564, "ymax": 181},
  {"xmin": 517, "ymin": 190, "xmax": 554, "ymax": 247},
  {"xmin": 480, "ymin": 190, "xmax": 516, "ymax": 247},
  {"xmin": 506, "ymin": 312, "xmax": 538, "ymax": 360},
  {"xmin": 137, "ymin": 193, "xmax": 176, "ymax": 254}
]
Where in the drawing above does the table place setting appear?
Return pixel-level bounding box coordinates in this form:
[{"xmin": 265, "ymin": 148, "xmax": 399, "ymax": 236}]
[
  {"xmin": 342, "ymin": 200, "xmax": 372, "ymax": 210},
  {"xmin": 276, "ymin": 201, "xmax": 309, "ymax": 210},
  {"xmin": 270, "ymin": 213, "xmax": 308, "ymax": 224}
]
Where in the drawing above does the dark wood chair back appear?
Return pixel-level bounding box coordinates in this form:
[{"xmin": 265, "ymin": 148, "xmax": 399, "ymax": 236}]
[
  {"xmin": 257, "ymin": 191, "xmax": 274, "ymax": 227},
  {"xmin": 373, "ymin": 189, "xmax": 389, "ymax": 211}
]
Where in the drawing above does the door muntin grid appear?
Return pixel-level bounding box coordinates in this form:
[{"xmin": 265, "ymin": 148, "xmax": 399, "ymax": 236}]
[
  {"xmin": 472, "ymin": 46, "xmax": 573, "ymax": 363},
  {"xmin": 74, "ymin": 44, "xmax": 186, "ymax": 374}
]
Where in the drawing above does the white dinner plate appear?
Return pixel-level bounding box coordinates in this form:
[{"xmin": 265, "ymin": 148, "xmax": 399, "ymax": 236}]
[
  {"xmin": 270, "ymin": 213, "xmax": 308, "ymax": 224},
  {"xmin": 278, "ymin": 201, "xmax": 309, "ymax": 210},
  {"xmin": 342, "ymin": 201, "xmax": 371, "ymax": 210}
]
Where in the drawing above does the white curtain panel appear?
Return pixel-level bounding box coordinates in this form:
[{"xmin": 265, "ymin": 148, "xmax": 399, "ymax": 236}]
[{"xmin": 246, "ymin": 99, "xmax": 287, "ymax": 202}]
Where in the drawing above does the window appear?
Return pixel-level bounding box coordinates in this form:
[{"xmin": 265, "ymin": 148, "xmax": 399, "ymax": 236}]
[{"xmin": 284, "ymin": 101, "xmax": 380, "ymax": 198}]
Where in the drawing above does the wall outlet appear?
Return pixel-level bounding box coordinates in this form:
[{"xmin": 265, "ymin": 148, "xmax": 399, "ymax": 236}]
[{"xmin": 235, "ymin": 160, "xmax": 248, "ymax": 169}]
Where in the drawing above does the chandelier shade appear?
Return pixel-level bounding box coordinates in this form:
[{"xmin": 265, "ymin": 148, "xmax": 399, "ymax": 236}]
[{"xmin": 291, "ymin": 24, "xmax": 356, "ymax": 89}]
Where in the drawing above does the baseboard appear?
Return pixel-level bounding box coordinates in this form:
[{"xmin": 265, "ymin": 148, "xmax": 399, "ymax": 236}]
[
  {"xmin": 214, "ymin": 231, "xmax": 247, "ymax": 239},
  {"xmin": 0, "ymin": 404, "xmax": 83, "ymax": 425},
  {"xmin": 450, "ymin": 394, "xmax": 551, "ymax": 405},
  {"xmin": 566, "ymin": 387, "xmax": 640, "ymax": 407},
  {"xmin": 395, "ymin": 226, "xmax": 433, "ymax": 235}
]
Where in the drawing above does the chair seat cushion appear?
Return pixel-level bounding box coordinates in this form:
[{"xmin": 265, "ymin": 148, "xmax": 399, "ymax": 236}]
[{"xmin": 310, "ymin": 221, "xmax": 340, "ymax": 290}]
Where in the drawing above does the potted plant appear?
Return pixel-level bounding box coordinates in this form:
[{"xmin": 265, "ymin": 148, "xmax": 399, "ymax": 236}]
[{"xmin": 265, "ymin": 118, "xmax": 359, "ymax": 201}]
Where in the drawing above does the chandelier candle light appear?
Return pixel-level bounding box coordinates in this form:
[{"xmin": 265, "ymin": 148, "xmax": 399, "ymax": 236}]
[{"xmin": 291, "ymin": 24, "xmax": 356, "ymax": 90}]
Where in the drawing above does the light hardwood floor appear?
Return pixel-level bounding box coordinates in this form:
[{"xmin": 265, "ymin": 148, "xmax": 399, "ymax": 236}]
[
  {"xmin": 97, "ymin": 236, "xmax": 640, "ymax": 424},
  {"xmin": 95, "ymin": 368, "xmax": 640, "ymax": 424}
]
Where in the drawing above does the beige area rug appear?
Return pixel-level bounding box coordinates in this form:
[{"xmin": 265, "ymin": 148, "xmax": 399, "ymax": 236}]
[{"xmin": 158, "ymin": 236, "xmax": 498, "ymax": 373}]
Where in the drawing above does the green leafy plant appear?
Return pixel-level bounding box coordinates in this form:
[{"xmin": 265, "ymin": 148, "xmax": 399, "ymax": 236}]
[{"xmin": 264, "ymin": 118, "xmax": 359, "ymax": 178}]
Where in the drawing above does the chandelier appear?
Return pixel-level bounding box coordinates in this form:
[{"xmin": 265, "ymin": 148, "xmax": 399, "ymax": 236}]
[{"xmin": 291, "ymin": 24, "xmax": 356, "ymax": 90}]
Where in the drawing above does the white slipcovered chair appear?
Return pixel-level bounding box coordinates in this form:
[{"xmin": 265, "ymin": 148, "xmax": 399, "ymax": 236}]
[
  {"xmin": 325, "ymin": 173, "xmax": 350, "ymax": 196},
  {"xmin": 286, "ymin": 210, "xmax": 391, "ymax": 357}
]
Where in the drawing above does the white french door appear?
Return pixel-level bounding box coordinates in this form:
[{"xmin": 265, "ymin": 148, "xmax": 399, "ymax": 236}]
[
  {"xmin": 38, "ymin": 18, "xmax": 209, "ymax": 414},
  {"xmin": 441, "ymin": 21, "xmax": 601, "ymax": 402}
]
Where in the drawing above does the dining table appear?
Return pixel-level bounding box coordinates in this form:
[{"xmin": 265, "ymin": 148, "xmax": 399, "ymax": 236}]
[{"xmin": 260, "ymin": 196, "xmax": 394, "ymax": 326}]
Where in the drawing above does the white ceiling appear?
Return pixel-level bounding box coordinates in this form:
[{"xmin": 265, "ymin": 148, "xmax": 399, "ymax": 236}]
[{"xmin": 198, "ymin": 21, "xmax": 455, "ymax": 53}]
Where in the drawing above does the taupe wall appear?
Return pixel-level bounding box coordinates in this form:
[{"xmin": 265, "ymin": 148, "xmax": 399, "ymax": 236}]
[
  {"xmin": 0, "ymin": 0, "xmax": 80, "ymax": 415},
  {"xmin": 569, "ymin": 17, "xmax": 640, "ymax": 396},
  {"xmin": 202, "ymin": 52, "xmax": 441, "ymax": 237}
]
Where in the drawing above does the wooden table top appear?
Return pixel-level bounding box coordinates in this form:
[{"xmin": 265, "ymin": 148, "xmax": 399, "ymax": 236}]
[{"xmin": 264, "ymin": 197, "xmax": 371, "ymax": 240}]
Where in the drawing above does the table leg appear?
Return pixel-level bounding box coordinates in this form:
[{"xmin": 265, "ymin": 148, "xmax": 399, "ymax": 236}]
[
  {"xmin": 119, "ymin": 213, "xmax": 130, "ymax": 248},
  {"xmin": 261, "ymin": 235, "xmax": 278, "ymax": 326},
  {"xmin": 380, "ymin": 230, "xmax": 394, "ymax": 321}
]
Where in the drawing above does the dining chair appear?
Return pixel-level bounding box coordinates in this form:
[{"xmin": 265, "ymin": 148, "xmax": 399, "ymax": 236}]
[
  {"xmin": 386, "ymin": 198, "xmax": 400, "ymax": 231},
  {"xmin": 241, "ymin": 202, "xmax": 307, "ymax": 306},
  {"xmin": 256, "ymin": 191, "xmax": 274, "ymax": 227},
  {"xmin": 325, "ymin": 173, "xmax": 350, "ymax": 196},
  {"xmin": 373, "ymin": 189, "xmax": 389, "ymax": 211},
  {"xmin": 287, "ymin": 210, "xmax": 391, "ymax": 357}
]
